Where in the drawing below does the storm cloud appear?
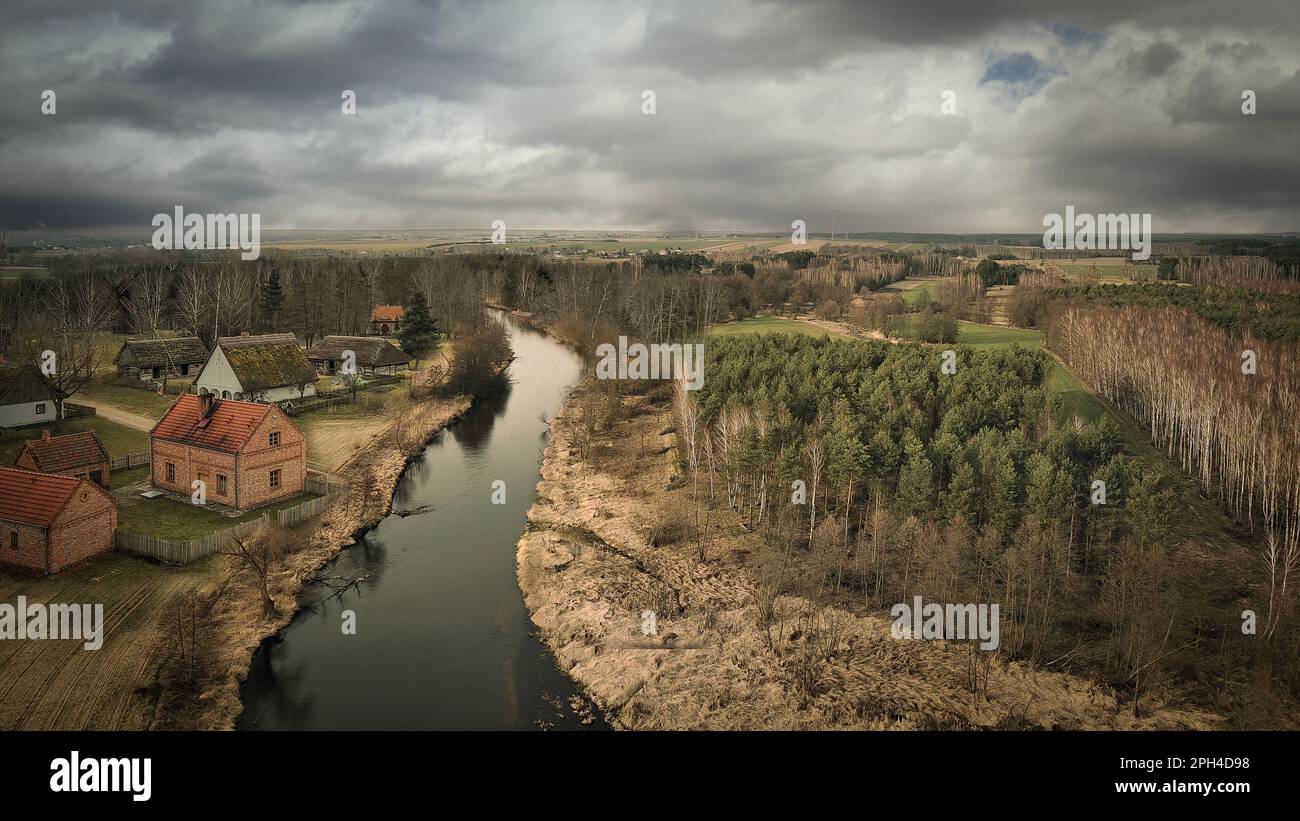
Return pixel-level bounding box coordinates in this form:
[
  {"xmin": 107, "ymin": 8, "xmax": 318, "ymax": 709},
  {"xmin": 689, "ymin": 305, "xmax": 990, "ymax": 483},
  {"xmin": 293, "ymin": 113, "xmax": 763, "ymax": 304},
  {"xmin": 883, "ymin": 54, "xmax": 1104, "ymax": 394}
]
[{"xmin": 1, "ymin": 0, "xmax": 1298, "ymax": 233}]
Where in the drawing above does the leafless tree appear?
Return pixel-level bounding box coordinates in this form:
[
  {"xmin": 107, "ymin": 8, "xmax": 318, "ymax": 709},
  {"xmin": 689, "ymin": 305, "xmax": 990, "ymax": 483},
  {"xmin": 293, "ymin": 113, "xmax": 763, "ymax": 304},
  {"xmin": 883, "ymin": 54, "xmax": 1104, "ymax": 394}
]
[{"xmin": 223, "ymin": 528, "xmax": 287, "ymax": 619}]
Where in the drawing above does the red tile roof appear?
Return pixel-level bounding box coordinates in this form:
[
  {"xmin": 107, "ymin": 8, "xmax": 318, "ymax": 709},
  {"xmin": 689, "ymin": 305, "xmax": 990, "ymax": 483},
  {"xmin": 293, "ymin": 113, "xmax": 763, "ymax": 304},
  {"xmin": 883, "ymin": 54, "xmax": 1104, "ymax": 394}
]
[
  {"xmin": 0, "ymin": 467, "xmax": 80, "ymax": 526},
  {"xmin": 151, "ymin": 394, "xmax": 272, "ymax": 452},
  {"xmin": 17, "ymin": 430, "xmax": 109, "ymax": 473},
  {"xmin": 371, "ymin": 305, "xmax": 404, "ymax": 322}
]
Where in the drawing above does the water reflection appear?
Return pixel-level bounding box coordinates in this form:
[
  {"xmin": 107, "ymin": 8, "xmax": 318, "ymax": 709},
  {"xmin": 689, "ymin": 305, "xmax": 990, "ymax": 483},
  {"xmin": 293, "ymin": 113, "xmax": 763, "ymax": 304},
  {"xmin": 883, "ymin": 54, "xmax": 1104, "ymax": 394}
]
[{"xmin": 237, "ymin": 312, "xmax": 607, "ymax": 730}]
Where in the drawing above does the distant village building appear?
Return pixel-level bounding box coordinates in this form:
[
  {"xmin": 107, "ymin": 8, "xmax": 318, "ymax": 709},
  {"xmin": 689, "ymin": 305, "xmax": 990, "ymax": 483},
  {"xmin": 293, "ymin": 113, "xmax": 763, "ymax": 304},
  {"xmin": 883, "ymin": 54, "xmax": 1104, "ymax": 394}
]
[
  {"xmin": 0, "ymin": 364, "xmax": 54, "ymax": 428},
  {"xmin": 370, "ymin": 305, "xmax": 404, "ymax": 335},
  {"xmin": 194, "ymin": 333, "xmax": 317, "ymax": 403},
  {"xmin": 15, "ymin": 430, "xmax": 112, "ymax": 488},
  {"xmin": 113, "ymin": 337, "xmax": 209, "ymax": 382},
  {"xmin": 149, "ymin": 394, "xmax": 306, "ymax": 513},
  {"xmin": 0, "ymin": 466, "xmax": 118, "ymax": 575},
  {"xmin": 307, "ymin": 336, "xmax": 411, "ymax": 376}
]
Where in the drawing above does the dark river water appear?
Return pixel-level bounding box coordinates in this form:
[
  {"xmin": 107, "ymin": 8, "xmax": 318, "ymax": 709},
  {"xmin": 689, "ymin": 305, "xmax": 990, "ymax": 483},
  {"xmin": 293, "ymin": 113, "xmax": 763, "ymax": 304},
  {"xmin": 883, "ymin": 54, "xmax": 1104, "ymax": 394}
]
[{"xmin": 237, "ymin": 312, "xmax": 607, "ymax": 730}]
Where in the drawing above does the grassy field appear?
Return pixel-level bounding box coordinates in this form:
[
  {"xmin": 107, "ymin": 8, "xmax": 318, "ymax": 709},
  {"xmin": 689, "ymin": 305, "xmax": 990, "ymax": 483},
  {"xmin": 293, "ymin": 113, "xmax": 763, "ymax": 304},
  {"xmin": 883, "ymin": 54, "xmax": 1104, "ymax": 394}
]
[
  {"xmin": 954, "ymin": 320, "xmax": 1043, "ymax": 348},
  {"xmin": 1054, "ymin": 261, "xmax": 1148, "ymax": 279},
  {"xmin": 75, "ymin": 380, "xmax": 179, "ymax": 420},
  {"xmin": 0, "ymin": 552, "xmax": 222, "ymax": 730},
  {"xmin": 296, "ymin": 380, "xmax": 417, "ymax": 472},
  {"xmin": 890, "ymin": 278, "xmax": 946, "ymax": 306},
  {"xmin": 116, "ymin": 490, "xmax": 318, "ymax": 540},
  {"xmin": 0, "ymin": 416, "xmax": 149, "ymax": 465},
  {"xmin": 0, "ymin": 266, "xmax": 50, "ymax": 280},
  {"xmin": 707, "ymin": 315, "xmax": 836, "ymax": 338}
]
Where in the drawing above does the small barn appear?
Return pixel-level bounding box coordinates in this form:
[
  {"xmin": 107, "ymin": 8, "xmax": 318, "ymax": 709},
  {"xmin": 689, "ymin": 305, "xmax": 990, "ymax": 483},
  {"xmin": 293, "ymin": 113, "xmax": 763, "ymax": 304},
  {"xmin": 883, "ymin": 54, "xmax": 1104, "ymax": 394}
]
[
  {"xmin": 0, "ymin": 466, "xmax": 118, "ymax": 575},
  {"xmin": 113, "ymin": 337, "xmax": 209, "ymax": 382},
  {"xmin": 307, "ymin": 336, "xmax": 411, "ymax": 376},
  {"xmin": 370, "ymin": 305, "xmax": 404, "ymax": 335},
  {"xmin": 15, "ymin": 429, "xmax": 112, "ymax": 487}
]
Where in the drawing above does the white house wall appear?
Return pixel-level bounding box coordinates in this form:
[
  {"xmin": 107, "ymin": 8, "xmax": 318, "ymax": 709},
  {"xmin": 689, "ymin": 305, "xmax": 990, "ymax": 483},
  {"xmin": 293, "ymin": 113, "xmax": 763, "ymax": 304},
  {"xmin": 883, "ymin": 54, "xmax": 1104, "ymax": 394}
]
[
  {"xmin": 195, "ymin": 347, "xmax": 245, "ymax": 398},
  {"xmin": 0, "ymin": 400, "xmax": 54, "ymax": 427}
]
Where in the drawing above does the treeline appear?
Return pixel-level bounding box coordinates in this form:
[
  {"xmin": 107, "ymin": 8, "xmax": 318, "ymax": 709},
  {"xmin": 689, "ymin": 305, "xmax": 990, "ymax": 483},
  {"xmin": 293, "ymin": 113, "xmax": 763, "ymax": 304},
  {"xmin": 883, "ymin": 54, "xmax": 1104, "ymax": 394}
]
[
  {"xmin": 0, "ymin": 252, "xmax": 519, "ymax": 351},
  {"xmin": 669, "ymin": 334, "xmax": 1286, "ymax": 714},
  {"xmin": 1010, "ymin": 281, "xmax": 1300, "ymax": 342}
]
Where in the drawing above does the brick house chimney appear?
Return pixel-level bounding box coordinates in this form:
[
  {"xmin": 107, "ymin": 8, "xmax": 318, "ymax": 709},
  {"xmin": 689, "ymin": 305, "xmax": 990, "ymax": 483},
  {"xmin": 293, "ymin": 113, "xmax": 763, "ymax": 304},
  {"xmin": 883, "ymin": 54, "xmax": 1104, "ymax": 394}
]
[
  {"xmin": 41, "ymin": 430, "xmax": 51, "ymax": 442},
  {"xmin": 199, "ymin": 392, "xmax": 216, "ymax": 416}
]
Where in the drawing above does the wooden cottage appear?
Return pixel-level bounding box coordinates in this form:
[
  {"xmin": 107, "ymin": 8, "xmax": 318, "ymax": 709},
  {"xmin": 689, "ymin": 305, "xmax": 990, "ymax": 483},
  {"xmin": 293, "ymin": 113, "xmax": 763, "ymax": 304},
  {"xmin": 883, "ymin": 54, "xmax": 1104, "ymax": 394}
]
[
  {"xmin": 113, "ymin": 337, "xmax": 209, "ymax": 383},
  {"xmin": 307, "ymin": 335, "xmax": 411, "ymax": 376},
  {"xmin": 0, "ymin": 364, "xmax": 54, "ymax": 428},
  {"xmin": 194, "ymin": 333, "xmax": 317, "ymax": 404}
]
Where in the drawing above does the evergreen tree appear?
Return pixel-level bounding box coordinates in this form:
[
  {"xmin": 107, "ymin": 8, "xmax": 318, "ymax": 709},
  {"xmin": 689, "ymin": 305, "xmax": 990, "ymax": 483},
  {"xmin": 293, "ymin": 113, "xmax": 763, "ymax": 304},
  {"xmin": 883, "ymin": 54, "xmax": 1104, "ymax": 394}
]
[
  {"xmin": 260, "ymin": 269, "xmax": 284, "ymax": 329},
  {"xmin": 398, "ymin": 289, "xmax": 439, "ymax": 360}
]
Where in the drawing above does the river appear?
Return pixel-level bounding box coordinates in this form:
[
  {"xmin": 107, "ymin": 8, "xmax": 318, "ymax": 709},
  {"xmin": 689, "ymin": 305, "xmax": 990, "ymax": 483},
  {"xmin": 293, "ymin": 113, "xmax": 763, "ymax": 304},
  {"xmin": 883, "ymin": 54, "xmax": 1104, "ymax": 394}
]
[{"xmin": 237, "ymin": 311, "xmax": 606, "ymax": 730}]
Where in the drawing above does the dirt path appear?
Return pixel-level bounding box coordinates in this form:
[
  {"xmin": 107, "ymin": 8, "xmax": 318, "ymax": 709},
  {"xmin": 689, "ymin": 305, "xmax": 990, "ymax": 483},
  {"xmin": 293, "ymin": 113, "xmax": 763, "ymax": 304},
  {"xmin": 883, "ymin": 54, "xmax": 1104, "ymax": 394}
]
[{"xmin": 74, "ymin": 400, "xmax": 154, "ymax": 432}]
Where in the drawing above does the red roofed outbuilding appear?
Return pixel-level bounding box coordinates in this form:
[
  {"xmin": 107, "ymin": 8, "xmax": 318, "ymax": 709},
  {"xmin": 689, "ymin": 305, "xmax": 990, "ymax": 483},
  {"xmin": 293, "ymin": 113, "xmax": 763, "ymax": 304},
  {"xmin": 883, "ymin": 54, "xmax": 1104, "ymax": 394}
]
[
  {"xmin": 149, "ymin": 394, "xmax": 305, "ymax": 512},
  {"xmin": 15, "ymin": 429, "xmax": 112, "ymax": 487},
  {"xmin": 369, "ymin": 305, "xmax": 404, "ymax": 335},
  {"xmin": 0, "ymin": 466, "xmax": 118, "ymax": 574}
]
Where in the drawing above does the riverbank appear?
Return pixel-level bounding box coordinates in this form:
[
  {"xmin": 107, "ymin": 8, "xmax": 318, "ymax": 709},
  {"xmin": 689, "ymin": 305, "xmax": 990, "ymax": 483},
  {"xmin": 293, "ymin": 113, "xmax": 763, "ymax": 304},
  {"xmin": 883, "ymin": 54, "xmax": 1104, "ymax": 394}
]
[
  {"xmin": 153, "ymin": 381, "xmax": 475, "ymax": 729},
  {"xmin": 517, "ymin": 380, "xmax": 1223, "ymax": 729}
]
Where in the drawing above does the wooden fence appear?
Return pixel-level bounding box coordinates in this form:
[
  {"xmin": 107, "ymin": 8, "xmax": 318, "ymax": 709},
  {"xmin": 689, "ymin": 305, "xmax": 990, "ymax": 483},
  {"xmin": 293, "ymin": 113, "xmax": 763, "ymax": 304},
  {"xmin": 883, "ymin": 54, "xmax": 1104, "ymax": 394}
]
[
  {"xmin": 115, "ymin": 478, "xmax": 347, "ymax": 565},
  {"xmin": 62, "ymin": 402, "xmax": 96, "ymax": 419},
  {"xmin": 109, "ymin": 451, "xmax": 151, "ymax": 471}
]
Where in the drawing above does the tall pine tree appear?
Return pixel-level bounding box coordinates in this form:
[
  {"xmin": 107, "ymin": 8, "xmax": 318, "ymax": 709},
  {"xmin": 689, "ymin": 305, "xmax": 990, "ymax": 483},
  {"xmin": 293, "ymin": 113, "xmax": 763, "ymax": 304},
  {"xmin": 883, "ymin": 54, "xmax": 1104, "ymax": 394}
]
[
  {"xmin": 259, "ymin": 269, "xmax": 284, "ymax": 330},
  {"xmin": 398, "ymin": 290, "xmax": 439, "ymax": 361}
]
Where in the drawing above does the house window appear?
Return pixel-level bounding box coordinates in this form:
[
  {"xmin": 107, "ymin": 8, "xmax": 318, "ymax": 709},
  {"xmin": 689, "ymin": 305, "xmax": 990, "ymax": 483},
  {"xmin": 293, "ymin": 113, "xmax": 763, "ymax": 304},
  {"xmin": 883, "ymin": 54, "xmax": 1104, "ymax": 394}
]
[
  {"xmin": 35, "ymin": 403, "xmax": 45, "ymax": 415},
  {"xmin": 166, "ymin": 462, "xmax": 176, "ymax": 482},
  {"xmin": 9, "ymin": 531, "xmax": 17, "ymax": 549},
  {"xmin": 152, "ymin": 367, "xmax": 162, "ymax": 379},
  {"xmin": 269, "ymin": 431, "xmax": 281, "ymax": 447},
  {"xmin": 181, "ymin": 364, "xmax": 190, "ymax": 376},
  {"xmin": 217, "ymin": 474, "xmax": 227, "ymax": 495},
  {"xmin": 270, "ymin": 468, "xmax": 281, "ymax": 489}
]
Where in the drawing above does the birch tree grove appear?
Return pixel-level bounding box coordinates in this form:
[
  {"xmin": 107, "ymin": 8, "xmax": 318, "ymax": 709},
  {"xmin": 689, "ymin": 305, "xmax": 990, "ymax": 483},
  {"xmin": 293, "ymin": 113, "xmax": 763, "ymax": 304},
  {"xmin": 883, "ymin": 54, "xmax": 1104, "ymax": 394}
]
[{"xmin": 1056, "ymin": 306, "xmax": 1300, "ymax": 552}]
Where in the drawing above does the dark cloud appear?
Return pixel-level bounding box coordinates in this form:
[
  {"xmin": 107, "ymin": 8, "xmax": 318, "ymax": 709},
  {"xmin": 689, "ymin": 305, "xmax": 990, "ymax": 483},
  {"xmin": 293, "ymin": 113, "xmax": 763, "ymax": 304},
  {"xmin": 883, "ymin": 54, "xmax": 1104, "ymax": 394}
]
[{"xmin": 1, "ymin": 0, "xmax": 1298, "ymax": 232}]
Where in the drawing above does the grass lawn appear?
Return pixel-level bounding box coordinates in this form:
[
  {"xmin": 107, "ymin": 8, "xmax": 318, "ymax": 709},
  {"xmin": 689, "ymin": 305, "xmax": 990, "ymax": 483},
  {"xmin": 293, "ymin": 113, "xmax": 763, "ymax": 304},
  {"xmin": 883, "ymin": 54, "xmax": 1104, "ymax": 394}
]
[
  {"xmin": 707, "ymin": 315, "xmax": 835, "ymax": 338},
  {"xmin": 1056, "ymin": 262, "xmax": 1147, "ymax": 279},
  {"xmin": 75, "ymin": 380, "xmax": 179, "ymax": 420},
  {"xmin": 954, "ymin": 320, "xmax": 1043, "ymax": 348},
  {"xmin": 0, "ymin": 416, "xmax": 149, "ymax": 465},
  {"xmin": 116, "ymin": 491, "xmax": 320, "ymax": 540},
  {"xmin": 901, "ymin": 279, "xmax": 945, "ymax": 307}
]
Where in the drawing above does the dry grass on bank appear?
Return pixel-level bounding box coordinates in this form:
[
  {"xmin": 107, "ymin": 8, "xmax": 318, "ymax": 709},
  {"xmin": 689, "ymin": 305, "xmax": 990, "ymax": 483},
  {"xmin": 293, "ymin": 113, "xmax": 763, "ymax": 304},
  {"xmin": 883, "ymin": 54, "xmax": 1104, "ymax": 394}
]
[{"xmin": 518, "ymin": 381, "xmax": 1222, "ymax": 730}]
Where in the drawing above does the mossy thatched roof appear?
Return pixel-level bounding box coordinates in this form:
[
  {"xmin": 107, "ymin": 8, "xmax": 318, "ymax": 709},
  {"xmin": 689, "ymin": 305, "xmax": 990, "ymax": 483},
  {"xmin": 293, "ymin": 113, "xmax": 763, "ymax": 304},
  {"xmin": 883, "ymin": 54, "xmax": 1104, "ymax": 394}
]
[{"xmin": 221, "ymin": 342, "xmax": 316, "ymax": 391}]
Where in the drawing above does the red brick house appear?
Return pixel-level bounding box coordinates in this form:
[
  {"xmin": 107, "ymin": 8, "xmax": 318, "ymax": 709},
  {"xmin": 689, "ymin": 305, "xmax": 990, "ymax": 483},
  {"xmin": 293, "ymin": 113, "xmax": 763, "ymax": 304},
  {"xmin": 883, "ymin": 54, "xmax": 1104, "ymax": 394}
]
[
  {"xmin": 149, "ymin": 394, "xmax": 305, "ymax": 513},
  {"xmin": 369, "ymin": 305, "xmax": 404, "ymax": 335},
  {"xmin": 0, "ymin": 466, "xmax": 118, "ymax": 575},
  {"xmin": 15, "ymin": 429, "xmax": 112, "ymax": 488}
]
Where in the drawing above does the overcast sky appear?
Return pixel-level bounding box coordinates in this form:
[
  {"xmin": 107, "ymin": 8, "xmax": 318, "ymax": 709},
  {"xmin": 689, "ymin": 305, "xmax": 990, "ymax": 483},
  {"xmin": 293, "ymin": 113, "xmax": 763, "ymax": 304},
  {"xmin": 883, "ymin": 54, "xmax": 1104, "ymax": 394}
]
[{"xmin": 2, "ymin": 0, "xmax": 1299, "ymax": 234}]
